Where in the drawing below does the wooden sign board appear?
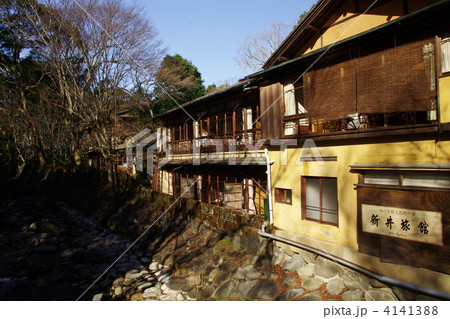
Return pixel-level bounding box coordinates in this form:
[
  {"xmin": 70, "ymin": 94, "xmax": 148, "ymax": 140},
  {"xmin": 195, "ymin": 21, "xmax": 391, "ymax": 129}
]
[{"xmin": 361, "ymin": 204, "xmax": 443, "ymax": 246}]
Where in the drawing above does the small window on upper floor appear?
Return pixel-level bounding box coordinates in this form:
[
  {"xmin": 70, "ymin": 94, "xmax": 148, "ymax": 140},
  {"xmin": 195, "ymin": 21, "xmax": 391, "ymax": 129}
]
[{"xmin": 275, "ymin": 187, "xmax": 292, "ymax": 205}]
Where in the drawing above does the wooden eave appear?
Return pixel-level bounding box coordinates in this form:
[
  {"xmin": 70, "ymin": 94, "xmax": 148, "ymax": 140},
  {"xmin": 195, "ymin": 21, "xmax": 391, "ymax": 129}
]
[
  {"xmin": 251, "ymin": 0, "xmax": 450, "ymax": 84},
  {"xmin": 154, "ymin": 81, "xmax": 250, "ymax": 122},
  {"xmin": 263, "ymin": 0, "xmax": 344, "ymax": 68},
  {"xmin": 263, "ymin": 0, "xmax": 440, "ymax": 69}
]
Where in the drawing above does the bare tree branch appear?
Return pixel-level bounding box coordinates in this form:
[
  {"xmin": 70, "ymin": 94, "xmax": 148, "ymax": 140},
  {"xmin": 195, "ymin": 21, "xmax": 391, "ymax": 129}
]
[{"xmin": 235, "ymin": 23, "xmax": 290, "ymax": 72}]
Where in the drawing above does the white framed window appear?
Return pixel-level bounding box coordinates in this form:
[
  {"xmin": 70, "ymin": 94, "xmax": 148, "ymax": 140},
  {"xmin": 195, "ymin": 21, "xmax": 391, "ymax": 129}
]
[{"xmin": 362, "ymin": 170, "xmax": 450, "ymax": 189}]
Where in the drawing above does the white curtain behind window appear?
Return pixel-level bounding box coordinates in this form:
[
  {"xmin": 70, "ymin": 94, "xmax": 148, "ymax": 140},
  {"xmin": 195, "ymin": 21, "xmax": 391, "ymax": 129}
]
[
  {"xmin": 242, "ymin": 108, "xmax": 253, "ymax": 142},
  {"xmin": 193, "ymin": 121, "xmax": 199, "ymax": 139},
  {"xmin": 442, "ymin": 37, "xmax": 450, "ymax": 73},
  {"xmin": 284, "ymin": 83, "xmax": 296, "ymax": 135},
  {"xmin": 284, "ymin": 83, "xmax": 296, "ymax": 116}
]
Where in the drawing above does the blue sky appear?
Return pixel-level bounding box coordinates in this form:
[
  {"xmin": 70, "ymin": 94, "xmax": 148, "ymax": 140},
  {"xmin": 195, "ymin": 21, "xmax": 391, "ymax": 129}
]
[{"xmin": 126, "ymin": 0, "xmax": 317, "ymax": 87}]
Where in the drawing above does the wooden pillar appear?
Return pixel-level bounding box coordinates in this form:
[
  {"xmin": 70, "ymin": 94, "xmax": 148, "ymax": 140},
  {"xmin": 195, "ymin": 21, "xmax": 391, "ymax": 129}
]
[{"xmin": 232, "ymin": 110, "xmax": 236, "ymax": 139}]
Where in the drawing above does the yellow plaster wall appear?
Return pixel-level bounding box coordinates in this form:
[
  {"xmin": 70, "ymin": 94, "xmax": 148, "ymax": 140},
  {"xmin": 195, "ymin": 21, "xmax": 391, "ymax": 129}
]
[
  {"xmin": 439, "ymin": 76, "xmax": 450, "ymax": 123},
  {"xmin": 269, "ymin": 139, "xmax": 450, "ymax": 250}
]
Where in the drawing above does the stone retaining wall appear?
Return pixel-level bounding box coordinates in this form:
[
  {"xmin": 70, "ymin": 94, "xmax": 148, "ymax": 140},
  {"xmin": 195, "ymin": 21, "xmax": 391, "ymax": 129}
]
[
  {"xmin": 100, "ymin": 189, "xmax": 441, "ymax": 301},
  {"xmin": 143, "ymin": 190, "xmax": 266, "ymax": 232}
]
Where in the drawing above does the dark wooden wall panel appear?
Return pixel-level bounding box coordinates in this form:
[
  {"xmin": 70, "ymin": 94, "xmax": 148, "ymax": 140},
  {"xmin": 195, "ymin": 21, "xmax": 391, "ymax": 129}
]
[
  {"xmin": 260, "ymin": 83, "xmax": 283, "ymax": 139},
  {"xmin": 357, "ymin": 187, "xmax": 450, "ymax": 274}
]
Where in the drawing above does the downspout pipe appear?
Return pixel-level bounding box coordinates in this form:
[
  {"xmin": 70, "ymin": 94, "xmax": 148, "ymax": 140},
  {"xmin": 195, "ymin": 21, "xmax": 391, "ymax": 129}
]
[
  {"xmin": 264, "ymin": 147, "xmax": 274, "ymax": 224},
  {"xmin": 259, "ymin": 225, "xmax": 450, "ymax": 300}
]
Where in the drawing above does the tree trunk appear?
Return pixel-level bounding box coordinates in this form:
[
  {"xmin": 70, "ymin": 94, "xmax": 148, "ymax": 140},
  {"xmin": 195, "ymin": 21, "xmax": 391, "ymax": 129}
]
[{"xmin": 74, "ymin": 148, "xmax": 83, "ymax": 166}]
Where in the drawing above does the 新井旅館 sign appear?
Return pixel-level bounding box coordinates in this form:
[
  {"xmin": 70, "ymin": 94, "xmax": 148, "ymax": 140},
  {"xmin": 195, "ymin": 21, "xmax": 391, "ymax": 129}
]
[{"xmin": 361, "ymin": 204, "xmax": 443, "ymax": 246}]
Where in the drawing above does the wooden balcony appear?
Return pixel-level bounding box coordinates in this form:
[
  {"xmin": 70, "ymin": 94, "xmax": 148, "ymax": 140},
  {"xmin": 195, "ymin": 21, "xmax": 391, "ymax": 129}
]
[{"xmin": 282, "ymin": 111, "xmax": 437, "ymax": 138}]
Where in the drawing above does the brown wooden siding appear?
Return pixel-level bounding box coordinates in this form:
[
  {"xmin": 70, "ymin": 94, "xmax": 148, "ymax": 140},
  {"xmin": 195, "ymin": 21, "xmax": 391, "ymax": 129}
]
[
  {"xmin": 357, "ymin": 186, "xmax": 450, "ymax": 274},
  {"xmin": 259, "ymin": 82, "xmax": 283, "ymax": 139},
  {"xmin": 304, "ymin": 38, "xmax": 437, "ymax": 122}
]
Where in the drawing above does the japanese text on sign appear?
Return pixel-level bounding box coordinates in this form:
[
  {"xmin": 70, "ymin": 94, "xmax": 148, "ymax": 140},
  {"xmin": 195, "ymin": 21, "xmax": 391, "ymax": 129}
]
[{"xmin": 361, "ymin": 204, "xmax": 443, "ymax": 245}]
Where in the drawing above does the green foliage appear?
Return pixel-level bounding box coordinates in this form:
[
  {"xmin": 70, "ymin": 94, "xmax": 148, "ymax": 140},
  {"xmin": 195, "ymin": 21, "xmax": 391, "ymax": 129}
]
[
  {"xmin": 152, "ymin": 54, "xmax": 206, "ymax": 115},
  {"xmin": 295, "ymin": 2, "xmax": 317, "ymax": 28},
  {"xmin": 1, "ymin": 0, "xmax": 167, "ymax": 180},
  {"xmin": 205, "ymin": 83, "xmax": 229, "ymax": 95},
  {"xmin": 0, "ymin": 0, "xmax": 50, "ymax": 170},
  {"xmin": 0, "ymin": 0, "xmax": 212, "ymax": 188}
]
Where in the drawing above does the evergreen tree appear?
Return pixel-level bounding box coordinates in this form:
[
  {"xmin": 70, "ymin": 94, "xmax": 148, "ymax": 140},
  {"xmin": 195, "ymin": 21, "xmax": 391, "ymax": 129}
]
[{"xmin": 152, "ymin": 54, "xmax": 205, "ymax": 115}]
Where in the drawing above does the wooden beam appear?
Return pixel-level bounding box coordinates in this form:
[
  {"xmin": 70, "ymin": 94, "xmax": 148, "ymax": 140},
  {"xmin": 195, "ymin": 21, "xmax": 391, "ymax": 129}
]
[{"xmin": 306, "ymin": 24, "xmax": 321, "ymax": 33}]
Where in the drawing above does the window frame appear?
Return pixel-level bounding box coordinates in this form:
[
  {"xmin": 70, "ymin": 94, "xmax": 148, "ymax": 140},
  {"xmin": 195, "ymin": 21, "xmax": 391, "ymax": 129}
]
[
  {"xmin": 301, "ymin": 176, "xmax": 339, "ymax": 226},
  {"xmin": 441, "ymin": 36, "xmax": 450, "ymax": 75},
  {"xmin": 274, "ymin": 187, "xmax": 292, "ymax": 205},
  {"xmin": 360, "ymin": 170, "xmax": 450, "ymax": 190},
  {"xmin": 283, "ymin": 82, "xmax": 309, "ymax": 137}
]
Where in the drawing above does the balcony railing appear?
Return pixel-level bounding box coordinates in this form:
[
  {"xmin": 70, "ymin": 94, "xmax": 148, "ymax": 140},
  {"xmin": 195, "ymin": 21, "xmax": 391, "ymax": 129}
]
[
  {"xmin": 169, "ymin": 173, "xmax": 268, "ymax": 215},
  {"xmin": 282, "ymin": 110, "xmax": 436, "ymax": 137},
  {"xmin": 157, "ymin": 128, "xmax": 266, "ymax": 163}
]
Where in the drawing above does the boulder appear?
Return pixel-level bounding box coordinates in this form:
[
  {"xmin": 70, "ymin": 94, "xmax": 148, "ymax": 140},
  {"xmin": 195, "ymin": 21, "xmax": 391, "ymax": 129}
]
[
  {"xmin": 341, "ymin": 270, "xmax": 370, "ymax": 291},
  {"xmin": 261, "ymin": 269, "xmax": 278, "ymax": 280},
  {"xmin": 238, "ymin": 280, "xmax": 258, "ymax": 299},
  {"xmin": 129, "ymin": 292, "xmax": 143, "ymax": 301},
  {"xmin": 215, "ymin": 280, "xmax": 237, "ymax": 300},
  {"xmin": 296, "ymin": 264, "xmax": 315, "ymax": 279},
  {"xmin": 245, "ymin": 267, "xmax": 261, "ymax": 280},
  {"xmin": 246, "ymin": 235, "xmax": 261, "ymax": 255},
  {"xmin": 282, "ymin": 276, "xmax": 298, "ymax": 289},
  {"xmin": 365, "ymin": 289, "xmax": 398, "ymax": 301},
  {"xmin": 165, "ymin": 277, "xmax": 190, "ymax": 293},
  {"xmin": 247, "ymin": 279, "xmax": 280, "ymax": 300},
  {"xmin": 200, "ymin": 286, "xmax": 215, "ymax": 299},
  {"xmin": 213, "ymin": 272, "xmax": 231, "ymax": 286},
  {"xmin": 342, "ymin": 290, "xmax": 363, "ymax": 301},
  {"xmin": 229, "ymin": 291, "xmax": 244, "ymax": 301},
  {"xmin": 314, "ymin": 256, "xmax": 338, "ymax": 278},
  {"xmin": 275, "ymin": 288, "xmax": 305, "ymax": 301},
  {"xmin": 282, "ymin": 254, "xmax": 307, "ymax": 272},
  {"xmin": 231, "ymin": 233, "xmax": 242, "ymax": 251},
  {"xmin": 326, "ymin": 278, "xmax": 345, "ymax": 295},
  {"xmin": 219, "ymin": 260, "xmax": 237, "ymax": 273},
  {"xmin": 271, "ymin": 246, "xmax": 289, "ymax": 266},
  {"xmin": 369, "ymin": 278, "xmax": 387, "ymax": 288},
  {"xmin": 298, "ymin": 250, "xmax": 316, "ymax": 264},
  {"xmin": 92, "ymin": 293, "xmax": 103, "ymax": 301},
  {"xmin": 301, "ymin": 277, "xmax": 324, "ymax": 291},
  {"xmin": 392, "ymin": 286, "xmax": 416, "ymax": 301},
  {"xmin": 231, "ymin": 267, "xmax": 247, "ymax": 280},
  {"xmin": 297, "ymin": 291, "xmax": 322, "ymax": 301}
]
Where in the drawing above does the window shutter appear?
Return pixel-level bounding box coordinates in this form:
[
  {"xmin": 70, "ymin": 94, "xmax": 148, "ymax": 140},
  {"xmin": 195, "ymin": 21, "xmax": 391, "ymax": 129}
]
[
  {"xmin": 357, "ymin": 39, "xmax": 436, "ymax": 114},
  {"xmin": 260, "ymin": 82, "xmax": 283, "ymax": 139},
  {"xmin": 304, "ymin": 60, "xmax": 357, "ymax": 121}
]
